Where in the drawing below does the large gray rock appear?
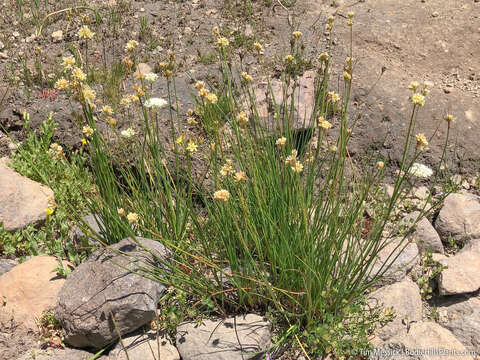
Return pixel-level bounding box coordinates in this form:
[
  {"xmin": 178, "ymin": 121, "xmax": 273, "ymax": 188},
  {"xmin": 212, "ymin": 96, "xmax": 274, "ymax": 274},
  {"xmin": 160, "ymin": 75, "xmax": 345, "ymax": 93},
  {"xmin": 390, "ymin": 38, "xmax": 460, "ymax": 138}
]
[
  {"xmin": 370, "ymin": 237, "xmax": 419, "ymax": 285},
  {"xmin": 0, "ymin": 258, "xmax": 17, "ymax": 275},
  {"xmin": 368, "ymin": 279, "xmax": 422, "ymax": 341},
  {"xmin": 403, "ymin": 212, "xmax": 444, "ymax": 254},
  {"xmin": 108, "ymin": 329, "xmax": 180, "ymax": 360},
  {"xmin": 55, "ymin": 237, "xmax": 171, "ymax": 349},
  {"xmin": 18, "ymin": 348, "xmax": 94, "ymax": 360},
  {"xmin": 438, "ymin": 296, "xmax": 480, "ymax": 352},
  {"xmin": 435, "ymin": 193, "xmax": 480, "ymax": 244},
  {"xmin": 0, "ymin": 158, "xmax": 54, "ymax": 231},
  {"xmin": 372, "ymin": 322, "xmax": 475, "ymax": 360},
  {"xmin": 176, "ymin": 314, "xmax": 272, "ymax": 360},
  {"xmin": 437, "ymin": 241, "xmax": 480, "ymax": 296}
]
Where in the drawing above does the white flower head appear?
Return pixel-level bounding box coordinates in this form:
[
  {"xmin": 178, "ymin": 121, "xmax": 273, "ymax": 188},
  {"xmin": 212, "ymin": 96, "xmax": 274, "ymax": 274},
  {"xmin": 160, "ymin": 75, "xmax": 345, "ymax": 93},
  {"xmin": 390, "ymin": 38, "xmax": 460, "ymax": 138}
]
[
  {"xmin": 409, "ymin": 163, "xmax": 433, "ymax": 178},
  {"xmin": 121, "ymin": 128, "xmax": 136, "ymax": 138},
  {"xmin": 144, "ymin": 73, "xmax": 158, "ymax": 82},
  {"xmin": 144, "ymin": 97, "xmax": 168, "ymax": 110}
]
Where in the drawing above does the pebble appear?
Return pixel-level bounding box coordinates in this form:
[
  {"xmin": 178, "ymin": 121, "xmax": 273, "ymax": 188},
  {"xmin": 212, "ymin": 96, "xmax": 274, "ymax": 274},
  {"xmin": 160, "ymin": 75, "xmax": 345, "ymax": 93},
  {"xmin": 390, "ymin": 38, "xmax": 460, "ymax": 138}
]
[
  {"xmin": 0, "ymin": 40, "xmax": 4, "ymax": 50},
  {"xmin": 12, "ymin": 31, "xmax": 20, "ymax": 37},
  {"xmin": 432, "ymin": 11, "xmax": 439, "ymax": 17},
  {"xmin": 51, "ymin": 30, "xmax": 63, "ymax": 42}
]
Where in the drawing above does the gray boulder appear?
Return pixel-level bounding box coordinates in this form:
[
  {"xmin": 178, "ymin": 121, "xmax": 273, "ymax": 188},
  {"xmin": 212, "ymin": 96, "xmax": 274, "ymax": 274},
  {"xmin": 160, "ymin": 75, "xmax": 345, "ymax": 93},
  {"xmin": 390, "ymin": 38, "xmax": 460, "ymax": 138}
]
[
  {"xmin": 437, "ymin": 240, "xmax": 480, "ymax": 295},
  {"xmin": 55, "ymin": 237, "xmax": 171, "ymax": 349},
  {"xmin": 435, "ymin": 193, "xmax": 480, "ymax": 244},
  {"xmin": 438, "ymin": 296, "xmax": 480, "ymax": 352},
  {"xmin": 403, "ymin": 212, "xmax": 444, "ymax": 254},
  {"xmin": 368, "ymin": 279, "xmax": 422, "ymax": 341},
  {"xmin": 176, "ymin": 314, "xmax": 271, "ymax": 360}
]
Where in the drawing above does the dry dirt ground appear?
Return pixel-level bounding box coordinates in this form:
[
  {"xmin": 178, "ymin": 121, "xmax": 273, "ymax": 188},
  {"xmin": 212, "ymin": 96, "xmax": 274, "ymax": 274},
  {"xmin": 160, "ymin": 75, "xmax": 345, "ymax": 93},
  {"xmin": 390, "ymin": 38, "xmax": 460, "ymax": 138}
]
[{"xmin": 0, "ymin": 0, "xmax": 479, "ymax": 358}]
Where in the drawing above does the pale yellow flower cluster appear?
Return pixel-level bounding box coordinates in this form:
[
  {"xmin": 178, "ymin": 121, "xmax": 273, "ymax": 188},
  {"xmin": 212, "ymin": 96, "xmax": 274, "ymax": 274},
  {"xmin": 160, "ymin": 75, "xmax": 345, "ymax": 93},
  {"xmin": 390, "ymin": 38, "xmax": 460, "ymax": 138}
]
[
  {"xmin": 285, "ymin": 149, "xmax": 303, "ymax": 173},
  {"xmin": 237, "ymin": 112, "xmax": 249, "ymax": 128},
  {"xmin": 214, "ymin": 189, "xmax": 230, "ymax": 202},
  {"xmin": 327, "ymin": 92, "xmax": 340, "ymax": 103},
  {"xmin": 49, "ymin": 143, "xmax": 64, "ymax": 159},
  {"xmin": 275, "ymin": 137, "xmax": 287, "ymax": 147},
  {"xmin": 220, "ymin": 159, "xmax": 235, "ymax": 177},
  {"xmin": 82, "ymin": 125, "xmax": 94, "ymax": 137},
  {"xmin": 318, "ymin": 116, "xmax": 332, "ymax": 131},
  {"xmin": 241, "ymin": 72, "xmax": 253, "ymax": 83},
  {"xmin": 78, "ymin": 25, "xmax": 95, "ymax": 40},
  {"xmin": 292, "ymin": 31, "xmax": 302, "ymax": 39},
  {"xmin": 126, "ymin": 212, "xmax": 139, "ymax": 224},
  {"xmin": 416, "ymin": 133, "xmax": 428, "ymax": 151}
]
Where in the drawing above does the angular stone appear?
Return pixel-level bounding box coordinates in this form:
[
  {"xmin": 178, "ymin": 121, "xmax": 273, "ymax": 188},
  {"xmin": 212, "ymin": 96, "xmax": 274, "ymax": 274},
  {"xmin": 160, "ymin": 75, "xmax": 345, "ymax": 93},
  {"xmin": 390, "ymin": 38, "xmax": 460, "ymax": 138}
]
[
  {"xmin": 437, "ymin": 241, "xmax": 480, "ymax": 296},
  {"xmin": 51, "ymin": 30, "xmax": 63, "ymax": 42},
  {"xmin": 438, "ymin": 296, "xmax": 480, "ymax": 352},
  {"xmin": 71, "ymin": 213, "xmax": 106, "ymax": 247},
  {"xmin": 404, "ymin": 212, "xmax": 444, "ymax": 254},
  {"xmin": 176, "ymin": 314, "xmax": 271, "ymax": 360},
  {"xmin": 368, "ymin": 279, "xmax": 422, "ymax": 341},
  {"xmin": 0, "ymin": 258, "xmax": 17, "ymax": 275},
  {"xmin": 435, "ymin": 193, "xmax": 480, "ymax": 244},
  {"xmin": 0, "ymin": 255, "xmax": 66, "ymax": 329},
  {"xmin": 254, "ymin": 71, "xmax": 316, "ymax": 132},
  {"xmin": 108, "ymin": 330, "xmax": 180, "ymax": 360},
  {"xmin": 0, "ymin": 158, "xmax": 54, "ymax": 232},
  {"xmin": 55, "ymin": 237, "xmax": 171, "ymax": 349},
  {"xmin": 370, "ymin": 237, "xmax": 419, "ymax": 285},
  {"xmin": 18, "ymin": 348, "xmax": 94, "ymax": 360},
  {"xmin": 373, "ymin": 322, "xmax": 474, "ymax": 360}
]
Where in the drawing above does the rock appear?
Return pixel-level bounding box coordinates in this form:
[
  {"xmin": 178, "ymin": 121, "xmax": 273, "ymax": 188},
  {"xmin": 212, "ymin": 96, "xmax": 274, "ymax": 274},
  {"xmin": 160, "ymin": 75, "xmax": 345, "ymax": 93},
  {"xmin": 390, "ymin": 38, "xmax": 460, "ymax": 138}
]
[
  {"xmin": 437, "ymin": 296, "xmax": 480, "ymax": 351},
  {"xmin": 0, "ymin": 258, "xmax": 17, "ymax": 275},
  {"xmin": 435, "ymin": 193, "xmax": 480, "ymax": 243},
  {"xmin": 412, "ymin": 186, "xmax": 430, "ymax": 201},
  {"xmin": 71, "ymin": 213, "xmax": 106, "ymax": 247},
  {"xmin": 437, "ymin": 241, "xmax": 480, "ymax": 295},
  {"xmin": 55, "ymin": 237, "xmax": 171, "ymax": 349},
  {"xmin": 370, "ymin": 237, "xmax": 419, "ymax": 285},
  {"xmin": 108, "ymin": 329, "xmax": 180, "ymax": 360},
  {"xmin": 18, "ymin": 348, "xmax": 94, "ymax": 360},
  {"xmin": 373, "ymin": 322, "xmax": 474, "ymax": 360},
  {"xmin": 253, "ymin": 70, "xmax": 316, "ymax": 132},
  {"xmin": 0, "ymin": 255, "xmax": 67, "ymax": 329},
  {"xmin": 368, "ymin": 279, "xmax": 422, "ymax": 341},
  {"xmin": 404, "ymin": 212, "xmax": 444, "ymax": 254},
  {"xmin": 51, "ymin": 30, "xmax": 63, "ymax": 42},
  {"xmin": 0, "ymin": 158, "xmax": 54, "ymax": 231},
  {"xmin": 176, "ymin": 314, "xmax": 272, "ymax": 360},
  {"xmin": 137, "ymin": 63, "xmax": 152, "ymax": 75}
]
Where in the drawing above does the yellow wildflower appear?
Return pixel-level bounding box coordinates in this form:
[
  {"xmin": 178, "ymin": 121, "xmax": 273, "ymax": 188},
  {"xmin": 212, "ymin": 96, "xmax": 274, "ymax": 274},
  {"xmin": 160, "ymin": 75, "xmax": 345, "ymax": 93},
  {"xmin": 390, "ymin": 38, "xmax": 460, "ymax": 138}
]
[
  {"xmin": 212, "ymin": 26, "xmax": 220, "ymax": 36},
  {"xmin": 291, "ymin": 161, "xmax": 304, "ymax": 173},
  {"xmin": 194, "ymin": 81, "xmax": 205, "ymax": 90},
  {"xmin": 325, "ymin": 23, "xmax": 333, "ymax": 31},
  {"xmin": 206, "ymin": 93, "xmax": 218, "ymax": 104},
  {"xmin": 343, "ymin": 72, "xmax": 352, "ymax": 81},
  {"xmin": 416, "ymin": 133, "xmax": 428, "ymax": 151},
  {"xmin": 121, "ymin": 97, "xmax": 131, "ymax": 107},
  {"xmin": 444, "ymin": 114, "xmax": 455, "ymax": 123},
  {"xmin": 347, "ymin": 19, "xmax": 353, "ymax": 26},
  {"xmin": 220, "ymin": 159, "xmax": 235, "ymax": 177},
  {"xmin": 163, "ymin": 69, "xmax": 172, "ymax": 78},
  {"xmin": 411, "ymin": 93, "xmax": 425, "ymax": 106},
  {"xmin": 377, "ymin": 161, "xmax": 384, "ymax": 170},
  {"xmin": 285, "ymin": 54, "xmax": 294, "ymax": 63},
  {"xmin": 82, "ymin": 85, "xmax": 95, "ymax": 103},
  {"xmin": 198, "ymin": 88, "xmax": 210, "ymax": 98},
  {"xmin": 187, "ymin": 117, "xmax": 198, "ymax": 125},
  {"xmin": 217, "ymin": 37, "xmax": 229, "ymax": 47},
  {"xmin": 106, "ymin": 117, "xmax": 117, "ymax": 126},
  {"xmin": 235, "ymin": 171, "xmax": 247, "ymax": 182},
  {"xmin": 82, "ymin": 125, "xmax": 94, "ymax": 137},
  {"xmin": 159, "ymin": 61, "xmax": 169, "ymax": 69},
  {"xmin": 117, "ymin": 208, "xmax": 125, "ymax": 216},
  {"xmin": 102, "ymin": 105, "xmax": 114, "ymax": 115},
  {"xmin": 72, "ymin": 67, "xmax": 87, "ymax": 82},
  {"xmin": 327, "ymin": 92, "xmax": 340, "ymax": 102},
  {"xmin": 61, "ymin": 56, "xmax": 76, "ymax": 69},
  {"xmin": 275, "ymin": 137, "xmax": 287, "ymax": 147},
  {"xmin": 253, "ymin": 42, "xmax": 264, "ymax": 53},
  {"xmin": 129, "ymin": 94, "xmax": 140, "ymax": 103},
  {"xmin": 330, "ymin": 145, "xmax": 337, "ymax": 152},
  {"xmin": 81, "ymin": 138, "xmax": 87, "ymax": 146},
  {"xmin": 328, "ymin": 15, "xmax": 335, "ymax": 23},
  {"xmin": 125, "ymin": 40, "xmax": 139, "ymax": 52},
  {"xmin": 126, "ymin": 212, "xmax": 139, "ymax": 224},
  {"xmin": 292, "ymin": 31, "xmax": 302, "ymax": 39},
  {"xmin": 45, "ymin": 208, "xmax": 54, "ymax": 217},
  {"xmin": 55, "ymin": 78, "xmax": 69, "ymax": 90},
  {"xmin": 78, "ymin": 25, "xmax": 95, "ymax": 40},
  {"xmin": 319, "ymin": 52, "xmax": 329, "ymax": 62},
  {"xmin": 238, "ymin": 111, "xmax": 249, "ymax": 128},
  {"xmin": 408, "ymin": 81, "xmax": 420, "ymax": 91},
  {"xmin": 319, "ymin": 117, "xmax": 332, "ymax": 131},
  {"xmin": 213, "ymin": 189, "xmax": 230, "ymax": 202},
  {"xmin": 285, "ymin": 149, "xmax": 298, "ymax": 165},
  {"xmin": 186, "ymin": 140, "xmax": 198, "ymax": 153},
  {"xmin": 241, "ymin": 72, "xmax": 253, "ymax": 83},
  {"xmin": 347, "ymin": 11, "xmax": 355, "ymax": 18},
  {"xmin": 176, "ymin": 134, "xmax": 185, "ymax": 145}
]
